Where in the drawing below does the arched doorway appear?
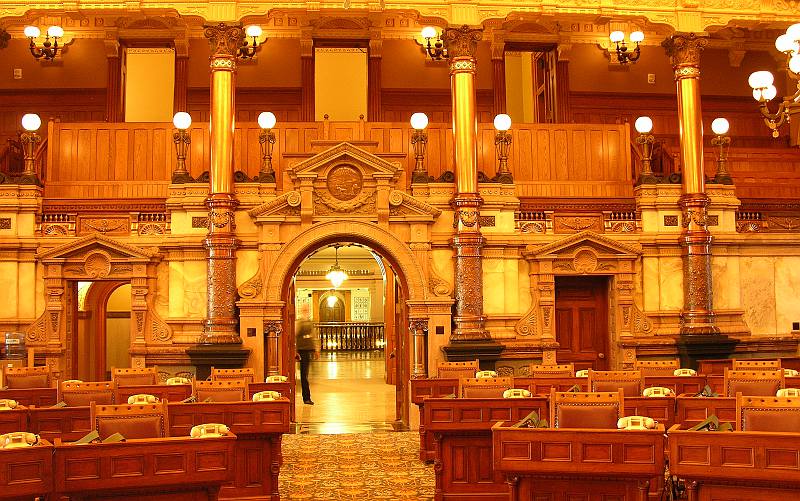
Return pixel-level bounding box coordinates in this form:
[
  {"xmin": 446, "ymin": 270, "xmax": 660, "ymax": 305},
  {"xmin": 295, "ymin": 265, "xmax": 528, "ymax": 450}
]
[
  {"xmin": 288, "ymin": 242, "xmax": 407, "ymax": 430},
  {"xmin": 75, "ymin": 281, "xmax": 132, "ymax": 381}
]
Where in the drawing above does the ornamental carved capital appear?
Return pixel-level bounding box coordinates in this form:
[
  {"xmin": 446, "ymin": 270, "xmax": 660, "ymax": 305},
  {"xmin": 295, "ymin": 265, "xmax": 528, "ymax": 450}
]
[
  {"xmin": 662, "ymin": 33, "xmax": 708, "ymax": 73},
  {"xmin": 443, "ymin": 25, "xmax": 482, "ymax": 60},
  {"xmin": 204, "ymin": 23, "xmax": 245, "ymax": 59}
]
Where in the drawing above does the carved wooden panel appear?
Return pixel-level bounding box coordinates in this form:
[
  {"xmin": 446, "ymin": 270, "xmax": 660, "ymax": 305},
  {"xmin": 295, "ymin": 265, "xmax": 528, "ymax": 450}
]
[
  {"xmin": 0, "ymin": 408, "xmax": 27, "ymax": 434},
  {"xmin": 675, "ymin": 396, "xmax": 736, "ymax": 425},
  {"xmin": 624, "ymin": 396, "xmax": 676, "ymax": 429},
  {"xmin": 166, "ymin": 401, "xmax": 291, "ymax": 436},
  {"xmin": 29, "ymin": 406, "xmax": 93, "ymax": 443},
  {"xmin": 114, "ymin": 384, "xmax": 192, "ymax": 404},
  {"xmin": 0, "ymin": 440, "xmax": 53, "ymax": 499},
  {"xmin": 0, "ymin": 388, "xmax": 58, "ymax": 407},
  {"xmin": 644, "ymin": 376, "xmax": 706, "ymax": 396},
  {"xmin": 438, "ymin": 434, "xmax": 509, "ymax": 499},
  {"xmin": 410, "ymin": 379, "xmax": 460, "ymax": 404}
]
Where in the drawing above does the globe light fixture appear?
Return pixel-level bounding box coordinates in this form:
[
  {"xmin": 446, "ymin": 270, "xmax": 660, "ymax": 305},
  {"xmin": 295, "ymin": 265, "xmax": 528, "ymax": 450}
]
[
  {"xmin": 325, "ymin": 245, "xmax": 348, "ymax": 289},
  {"xmin": 420, "ymin": 26, "xmax": 447, "ymax": 61},
  {"xmin": 609, "ymin": 30, "xmax": 643, "ymax": 64},
  {"xmin": 239, "ymin": 25, "xmax": 264, "ymax": 59},
  {"xmin": 326, "ymin": 295, "xmax": 338, "ymax": 308},
  {"xmin": 410, "ymin": 113, "xmax": 431, "ymax": 183},
  {"xmin": 634, "ymin": 116, "xmax": 656, "ymax": 184},
  {"xmin": 710, "ymin": 117, "xmax": 732, "ymax": 184},
  {"xmin": 172, "ymin": 112, "xmax": 192, "ymax": 183},
  {"xmin": 19, "ymin": 113, "xmax": 43, "ymax": 184},
  {"xmin": 257, "ymin": 111, "xmax": 277, "ymax": 182},
  {"xmin": 25, "ymin": 25, "xmax": 63, "ymax": 60},
  {"xmin": 493, "ymin": 114, "xmax": 513, "ymax": 183}
]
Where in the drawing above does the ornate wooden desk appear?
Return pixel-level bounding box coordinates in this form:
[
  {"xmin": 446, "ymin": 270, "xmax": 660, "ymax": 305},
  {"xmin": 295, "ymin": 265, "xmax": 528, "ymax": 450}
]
[
  {"xmin": 247, "ymin": 381, "xmax": 294, "ymax": 421},
  {"xmin": 424, "ymin": 396, "xmax": 549, "ymax": 501},
  {"xmin": 53, "ymin": 434, "xmax": 236, "ymax": 500},
  {"xmin": 0, "ymin": 388, "xmax": 58, "ymax": 408},
  {"xmin": 644, "ymin": 375, "xmax": 707, "ymax": 396},
  {"xmin": 28, "ymin": 406, "xmax": 92, "ymax": 443},
  {"xmin": 675, "ymin": 396, "xmax": 736, "ymax": 425},
  {"xmin": 0, "ymin": 406, "xmax": 27, "ymax": 434},
  {"xmin": 625, "ymin": 396, "xmax": 677, "ymax": 429},
  {"xmin": 113, "ymin": 383, "xmax": 192, "ymax": 403},
  {"xmin": 168, "ymin": 399, "xmax": 292, "ymax": 500},
  {"xmin": 0, "ymin": 439, "xmax": 53, "ymax": 501},
  {"xmin": 669, "ymin": 425, "xmax": 800, "ymax": 500},
  {"xmin": 492, "ymin": 424, "xmax": 665, "ymax": 501}
]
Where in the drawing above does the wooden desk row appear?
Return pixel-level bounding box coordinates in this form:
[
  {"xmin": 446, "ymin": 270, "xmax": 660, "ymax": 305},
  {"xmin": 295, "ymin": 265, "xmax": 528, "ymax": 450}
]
[
  {"xmin": 0, "ymin": 434, "xmax": 236, "ymax": 501},
  {"xmin": 0, "ymin": 399, "xmax": 292, "ymax": 501}
]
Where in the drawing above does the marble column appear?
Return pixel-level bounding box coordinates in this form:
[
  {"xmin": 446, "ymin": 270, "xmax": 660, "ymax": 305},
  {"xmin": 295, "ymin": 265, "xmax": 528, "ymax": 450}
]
[
  {"xmin": 445, "ymin": 26, "xmax": 489, "ymax": 342},
  {"xmin": 663, "ymin": 33, "xmax": 719, "ymax": 336},
  {"xmin": 202, "ymin": 23, "xmax": 242, "ymax": 344}
]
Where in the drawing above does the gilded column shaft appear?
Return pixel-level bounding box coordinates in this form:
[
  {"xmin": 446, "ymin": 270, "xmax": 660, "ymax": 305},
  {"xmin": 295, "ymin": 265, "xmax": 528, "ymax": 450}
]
[
  {"xmin": 203, "ymin": 23, "xmax": 243, "ymax": 344},
  {"xmin": 664, "ymin": 33, "xmax": 718, "ymax": 335},
  {"xmin": 445, "ymin": 26, "xmax": 488, "ymax": 342}
]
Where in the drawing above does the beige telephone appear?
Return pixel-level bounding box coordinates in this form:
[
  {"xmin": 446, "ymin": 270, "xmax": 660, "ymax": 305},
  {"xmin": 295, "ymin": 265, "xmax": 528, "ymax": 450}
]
[
  {"xmin": 617, "ymin": 416, "xmax": 656, "ymax": 430},
  {"xmin": 643, "ymin": 387, "xmax": 674, "ymax": 397},
  {"xmin": 784, "ymin": 369, "xmax": 799, "ymax": 377},
  {"xmin": 190, "ymin": 423, "xmax": 229, "ymax": 438},
  {"xmin": 475, "ymin": 370, "xmax": 498, "ymax": 379},
  {"xmin": 265, "ymin": 375, "xmax": 288, "ymax": 383},
  {"xmin": 127, "ymin": 394, "xmax": 159, "ymax": 404},
  {"xmin": 674, "ymin": 368, "xmax": 697, "ymax": 377},
  {"xmin": 62, "ymin": 379, "xmax": 83, "ymax": 384},
  {"xmin": 0, "ymin": 399, "xmax": 18, "ymax": 410},
  {"xmin": 575, "ymin": 369, "xmax": 589, "ymax": 378},
  {"xmin": 777, "ymin": 388, "xmax": 800, "ymax": 397},
  {"xmin": 252, "ymin": 391, "xmax": 282, "ymax": 401},
  {"xmin": 166, "ymin": 377, "xmax": 192, "ymax": 385},
  {"xmin": 502, "ymin": 389, "xmax": 532, "ymax": 399},
  {"xmin": 0, "ymin": 432, "xmax": 38, "ymax": 448}
]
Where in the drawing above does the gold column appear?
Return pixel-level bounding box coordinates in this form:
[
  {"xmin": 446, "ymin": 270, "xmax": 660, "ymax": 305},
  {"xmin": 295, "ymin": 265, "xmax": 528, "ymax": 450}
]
[
  {"xmin": 663, "ymin": 33, "xmax": 719, "ymax": 335},
  {"xmin": 203, "ymin": 23, "xmax": 242, "ymax": 343},
  {"xmin": 446, "ymin": 26, "xmax": 489, "ymax": 342}
]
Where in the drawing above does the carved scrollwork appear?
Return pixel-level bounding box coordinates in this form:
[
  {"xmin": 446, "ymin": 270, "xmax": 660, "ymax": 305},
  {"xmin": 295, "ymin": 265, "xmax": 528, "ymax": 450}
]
[
  {"xmin": 85, "ymin": 252, "xmax": 111, "ymax": 278},
  {"xmin": 428, "ymin": 258, "xmax": 452, "ymax": 298},
  {"xmin": 515, "ymin": 304, "xmax": 538, "ymax": 337},
  {"xmin": 25, "ymin": 314, "xmax": 47, "ymax": 343},
  {"xmin": 210, "ymin": 209, "xmax": 235, "ymax": 229},
  {"xmin": 148, "ymin": 309, "xmax": 173, "ymax": 343},
  {"xmin": 632, "ymin": 304, "xmax": 654, "ymax": 335}
]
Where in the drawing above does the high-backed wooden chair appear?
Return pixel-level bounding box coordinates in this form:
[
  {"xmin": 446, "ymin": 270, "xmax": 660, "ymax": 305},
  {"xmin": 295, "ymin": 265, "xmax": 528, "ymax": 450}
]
[
  {"xmin": 436, "ymin": 360, "xmax": 479, "ymax": 379},
  {"xmin": 210, "ymin": 367, "xmax": 255, "ymax": 384},
  {"xmin": 3, "ymin": 365, "xmax": 52, "ymax": 389},
  {"xmin": 90, "ymin": 402, "xmax": 168, "ymax": 440},
  {"xmin": 550, "ymin": 390, "xmax": 623, "ymax": 429},
  {"xmin": 528, "ymin": 363, "xmax": 574, "ymax": 378},
  {"xmin": 61, "ymin": 381, "xmax": 115, "ymax": 407},
  {"xmin": 736, "ymin": 394, "xmax": 800, "ymax": 432},
  {"xmin": 634, "ymin": 360, "xmax": 680, "ymax": 376},
  {"xmin": 732, "ymin": 360, "xmax": 781, "ymax": 370},
  {"xmin": 458, "ymin": 377, "xmax": 513, "ymax": 398},
  {"xmin": 194, "ymin": 380, "xmax": 246, "ymax": 402},
  {"xmin": 724, "ymin": 369, "xmax": 784, "ymax": 397},
  {"xmin": 588, "ymin": 370, "xmax": 642, "ymax": 397},
  {"xmin": 112, "ymin": 367, "xmax": 158, "ymax": 387}
]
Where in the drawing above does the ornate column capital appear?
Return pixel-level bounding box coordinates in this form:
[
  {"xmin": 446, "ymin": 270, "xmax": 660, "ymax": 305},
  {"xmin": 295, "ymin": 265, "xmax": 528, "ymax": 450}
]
[
  {"xmin": 662, "ymin": 33, "xmax": 708, "ymax": 78},
  {"xmin": 204, "ymin": 22, "xmax": 244, "ymax": 67},
  {"xmin": 444, "ymin": 25, "xmax": 483, "ymax": 72}
]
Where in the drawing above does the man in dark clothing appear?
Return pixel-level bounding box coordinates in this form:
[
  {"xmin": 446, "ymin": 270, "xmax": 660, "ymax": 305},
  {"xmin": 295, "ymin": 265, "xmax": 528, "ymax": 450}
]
[{"xmin": 295, "ymin": 320, "xmax": 319, "ymax": 405}]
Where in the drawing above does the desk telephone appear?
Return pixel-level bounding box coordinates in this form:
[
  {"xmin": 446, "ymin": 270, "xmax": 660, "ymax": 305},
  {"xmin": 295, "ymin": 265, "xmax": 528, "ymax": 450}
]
[
  {"xmin": 475, "ymin": 370, "xmax": 498, "ymax": 379},
  {"xmin": 265, "ymin": 375, "xmax": 288, "ymax": 383},
  {"xmin": 252, "ymin": 391, "xmax": 282, "ymax": 401},
  {"xmin": 674, "ymin": 368, "xmax": 697, "ymax": 376},
  {"xmin": 127, "ymin": 394, "xmax": 159, "ymax": 404},
  {"xmin": 0, "ymin": 432, "xmax": 38, "ymax": 448},
  {"xmin": 643, "ymin": 387, "xmax": 674, "ymax": 397},
  {"xmin": 617, "ymin": 416, "xmax": 656, "ymax": 430},
  {"xmin": 502, "ymin": 389, "xmax": 531, "ymax": 399},
  {"xmin": 190, "ymin": 423, "xmax": 229, "ymax": 438},
  {"xmin": 0, "ymin": 398, "xmax": 18, "ymax": 410}
]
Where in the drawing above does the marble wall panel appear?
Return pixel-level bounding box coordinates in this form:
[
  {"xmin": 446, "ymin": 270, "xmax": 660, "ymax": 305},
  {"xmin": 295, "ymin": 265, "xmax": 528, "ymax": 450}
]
[
  {"xmin": 503, "ymin": 258, "xmax": 519, "ymax": 314},
  {"xmin": 18, "ymin": 262, "xmax": 35, "ymax": 319},
  {"xmin": 483, "ymin": 258, "xmax": 505, "ymax": 314},
  {"xmin": 154, "ymin": 262, "xmax": 170, "ymax": 318},
  {"xmin": 183, "ymin": 261, "xmax": 207, "ymax": 317},
  {"xmin": 0, "ymin": 262, "xmax": 18, "ymax": 318},
  {"xmin": 168, "ymin": 261, "xmax": 185, "ymax": 317},
  {"xmin": 235, "ymin": 250, "xmax": 259, "ymax": 287},
  {"xmin": 659, "ymin": 257, "xmax": 683, "ymax": 310},
  {"xmin": 517, "ymin": 259, "xmax": 531, "ymax": 315},
  {"xmin": 774, "ymin": 256, "xmax": 800, "ymax": 334},
  {"xmin": 642, "ymin": 256, "xmax": 660, "ymax": 311},
  {"xmin": 740, "ymin": 257, "xmax": 777, "ymax": 335},
  {"xmin": 711, "ymin": 256, "xmax": 741, "ymax": 310}
]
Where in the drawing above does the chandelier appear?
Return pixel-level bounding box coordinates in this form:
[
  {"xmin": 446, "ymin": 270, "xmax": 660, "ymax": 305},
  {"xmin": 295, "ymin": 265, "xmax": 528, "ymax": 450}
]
[{"xmin": 325, "ymin": 244, "xmax": 348, "ymax": 289}]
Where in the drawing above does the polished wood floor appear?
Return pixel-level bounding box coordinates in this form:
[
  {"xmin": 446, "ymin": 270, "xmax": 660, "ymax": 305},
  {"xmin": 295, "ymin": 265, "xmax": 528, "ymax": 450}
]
[{"xmin": 294, "ymin": 351, "xmax": 400, "ymax": 434}]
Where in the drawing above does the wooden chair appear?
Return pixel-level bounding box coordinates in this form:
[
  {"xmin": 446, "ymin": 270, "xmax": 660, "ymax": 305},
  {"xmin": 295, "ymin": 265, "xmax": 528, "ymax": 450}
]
[
  {"xmin": 60, "ymin": 381, "xmax": 115, "ymax": 407},
  {"xmin": 111, "ymin": 367, "xmax": 158, "ymax": 387},
  {"xmin": 194, "ymin": 380, "xmax": 246, "ymax": 402},
  {"xmin": 635, "ymin": 359, "xmax": 680, "ymax": 376},
  {"xmin": 528, "ymin": 363, "xmax": 574, "ymax": 378},
  {"xmin": 210, "ymin": 367, "xmax": 255, "ymax": 384},
  {"xmin": 549, "ymin": 390, "xmax": 623, "ymax": 429},
  {"xmin": 736, "ymin": 394, "xmax": 800, "ymax": 432},
  {"xmin": 732, "ymin": 360, "xmax": 781, "ymax": 370},
  {"xmin": 436, "ymin": 360, "xmax": 479, "ymax": 379},
  {"xmin": 3, "ymin": 366, "xmax": 52, "ymax": 389},
  {"xmin": 90, "ymin": 402, "xmax": 168, "ymax": 440},
  {"xmin": 458, "ymin": 377, "xmax": 513, "ymax": 398},
  {"xmin": 724, "ymin": 369, "xmax": 785, "ymax": 397},
  {"xmin": 588, "ymin": 370, "xmax": 642, "ymax": 397}
]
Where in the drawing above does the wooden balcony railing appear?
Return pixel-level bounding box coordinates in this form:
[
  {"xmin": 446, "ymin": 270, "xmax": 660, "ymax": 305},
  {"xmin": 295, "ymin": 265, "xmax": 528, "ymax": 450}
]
[{"xmin": 316, "ymin": 322, "xmax": 385, "ymax": 352}]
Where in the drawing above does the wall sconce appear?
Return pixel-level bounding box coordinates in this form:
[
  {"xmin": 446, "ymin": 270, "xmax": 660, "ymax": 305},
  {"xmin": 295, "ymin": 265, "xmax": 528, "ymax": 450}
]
[
  {"xmin": 634, "ymin": 116, "xmax": 657, "ymax": 185},
  {"xmin": 710, "ymin": 117, "xmax": 732, "ymax": 185},
  {"xmin": 238, "ymin": 25, "xmax": 263, "ymax": 59},
  {"xmin": 493, "ymin": 114, "xmax": 513, "ymax": 184},
  {"xmin": 748, "ymin": 23, "xmax": 800, "ymax": 144},
  {"xmin": 410, "ymin": 112, "xmax": 431, "ymax": 184},
  {"xmin": 609, "ymin": 30, "xmax": 643, "ymax": 64},
  {"xmin": 19, "ymin": 113, "xmax": 42, "ymax": 185},
  {"xmin": 256, "ymin": 111, "xmax": 276, "ymax": 183},
  {"xmin": 25, "ymin": 25, "xmax": 63, "ymax": 61},
  {"xmin": 172, "ymin": 112, "xmax": 192, "ymax": 183},
  {"xmin": 325, "ymin": 244, "xmax": 348, "ymax": 289},
  {"xmin": 420, "ymin": 26, "xmax": 447, "ymax": 61}
]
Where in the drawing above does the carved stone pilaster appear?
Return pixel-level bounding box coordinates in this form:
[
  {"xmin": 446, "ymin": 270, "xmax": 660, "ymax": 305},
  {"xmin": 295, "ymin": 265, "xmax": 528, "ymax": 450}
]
[{"xmin": 679, "ymin": 193, "xmax": 718, "ymax": 335}]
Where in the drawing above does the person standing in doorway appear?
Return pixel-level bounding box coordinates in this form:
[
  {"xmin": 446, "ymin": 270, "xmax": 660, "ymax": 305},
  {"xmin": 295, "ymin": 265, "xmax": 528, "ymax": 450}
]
[{"xmin": 295, "ymin": 319, "xmax": 319, "ymax": 405}]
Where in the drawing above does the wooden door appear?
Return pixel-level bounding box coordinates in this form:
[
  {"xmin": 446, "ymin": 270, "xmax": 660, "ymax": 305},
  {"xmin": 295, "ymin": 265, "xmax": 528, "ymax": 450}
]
[
  {"xmin": 282, "ymin": 279, "xmax": 297, "ymax": 392},
  {"xmin": 394, "ymin": 273, "xmax": 409, "ymax": 425},
  {"xmin": 384, "ymin": 264, "xmax": 397, "ymax": 386},
  {"xmin": 554, "ymin": 276, "xmax": 609, "ymax": 371}
]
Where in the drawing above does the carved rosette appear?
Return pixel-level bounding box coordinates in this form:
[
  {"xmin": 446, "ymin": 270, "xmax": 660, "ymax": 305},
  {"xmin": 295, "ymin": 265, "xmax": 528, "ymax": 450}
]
[
  {"xmin": 662, "ymin": 33, "xmax": 708, "ymax": 80},
  {"xmin": 678, "ymin": 193, "xmax": 718, "ymax": 334},
  {"xmin": 204, "ymin": 23, "xmax": 244, "ymax": 66}
]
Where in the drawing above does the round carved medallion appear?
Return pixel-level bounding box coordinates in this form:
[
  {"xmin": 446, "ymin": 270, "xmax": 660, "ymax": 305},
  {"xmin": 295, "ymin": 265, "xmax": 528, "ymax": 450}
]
[{"xmin": 327, "ymin": 165, "xmax": 363, "ymax": 201}]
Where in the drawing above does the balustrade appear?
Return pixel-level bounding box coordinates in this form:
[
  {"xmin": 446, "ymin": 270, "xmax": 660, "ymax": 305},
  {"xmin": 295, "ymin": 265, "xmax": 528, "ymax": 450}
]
[{"xmin": 316, "ymin": 322, "xmax": 385, "ymax": 351}]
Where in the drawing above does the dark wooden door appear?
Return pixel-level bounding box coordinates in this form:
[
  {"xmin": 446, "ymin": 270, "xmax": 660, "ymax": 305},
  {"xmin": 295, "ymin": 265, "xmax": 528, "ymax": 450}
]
[{"xmin": 554, "ymin": 276, "xmax": 609, "ymax": 371}]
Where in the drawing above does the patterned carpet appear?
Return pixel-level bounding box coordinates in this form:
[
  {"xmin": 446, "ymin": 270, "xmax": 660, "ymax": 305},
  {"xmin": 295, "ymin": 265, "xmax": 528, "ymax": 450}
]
[{"xmin": 280, "ymin": 432, "xmax": 435, "ymax": 500}]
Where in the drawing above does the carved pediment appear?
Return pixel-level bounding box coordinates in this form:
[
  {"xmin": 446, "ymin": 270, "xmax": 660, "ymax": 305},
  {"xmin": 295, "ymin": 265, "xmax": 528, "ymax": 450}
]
[
  {"xmin": 389, "ymin": 190, "xmax": 441, "ymax": 220},
  {"xmin": 37, "ymin": 233, "xmax": 160, "ymax": 262},
  {"xmin": 248, "ymin": 191, "xmax": 302, "ymax": 218},
  {"xmin": 288, "ymin": 142, "xmax": 402, "ymax": 182},
  {"xmin": 525, "ymin": 231, "xmax": 642, "ymax": 259}
]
